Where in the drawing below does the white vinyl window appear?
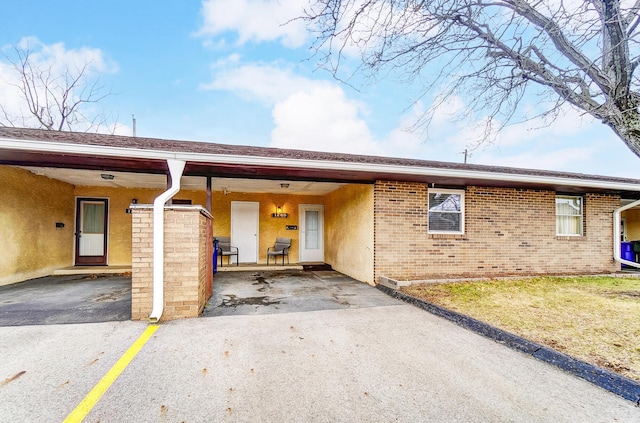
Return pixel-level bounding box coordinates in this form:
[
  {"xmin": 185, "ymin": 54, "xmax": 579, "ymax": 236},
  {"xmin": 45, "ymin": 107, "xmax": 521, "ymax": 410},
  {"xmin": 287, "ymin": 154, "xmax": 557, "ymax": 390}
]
[
  {"xmin": 556, "ymin": 195, "xmax": 583, "ymax": 236},
  {"xmin": 428, "ymin": 189, "xmax": 465, "ymax": 234}
]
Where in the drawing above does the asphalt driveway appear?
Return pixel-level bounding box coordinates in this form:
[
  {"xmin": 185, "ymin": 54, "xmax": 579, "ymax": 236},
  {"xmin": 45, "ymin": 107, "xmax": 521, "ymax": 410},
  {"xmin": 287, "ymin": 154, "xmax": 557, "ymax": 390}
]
[
  {"xmin": 0, "ymin": 274, "xmax": 131, "ymax": 326},
  {"xmin": 0, "ymin": 270, "xmax": 638, "ymax": 421},
  {"xmin": 1, "ymin": 303, "xmax": 638, "ymax": 421}
]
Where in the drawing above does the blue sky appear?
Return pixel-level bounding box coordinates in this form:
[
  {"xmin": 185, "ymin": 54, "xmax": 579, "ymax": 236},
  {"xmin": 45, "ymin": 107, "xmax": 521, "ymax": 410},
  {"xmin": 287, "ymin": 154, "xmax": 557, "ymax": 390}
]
[{"xmin": 1, "ymin": 1, "xmax": 639, "ymax": 178}]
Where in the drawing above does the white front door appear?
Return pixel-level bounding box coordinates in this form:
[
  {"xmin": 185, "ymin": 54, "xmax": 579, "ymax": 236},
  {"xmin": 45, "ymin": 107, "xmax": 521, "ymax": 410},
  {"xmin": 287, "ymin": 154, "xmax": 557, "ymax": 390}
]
[
  {"xmin": 299, "ymin": 204, "xmax": 324, "ymax": 263},
  {"xmin": 231, "ymin": 201, "xmax": 259, "ymax": 264}
]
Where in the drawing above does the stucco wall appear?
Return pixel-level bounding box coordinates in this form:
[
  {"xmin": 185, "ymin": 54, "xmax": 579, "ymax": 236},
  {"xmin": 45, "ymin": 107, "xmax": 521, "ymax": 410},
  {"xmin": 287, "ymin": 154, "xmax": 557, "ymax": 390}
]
[
  {"xmin": 374, "ymin": 181, "xmax": 619, "ymax": 282},
  {"xmin": 0, "ymin": 166, "xmax": 75, "ymax": 285},
  {"xmin": 18, "ymin": 181, "xmax": 326, "ymax": 271},
  {"xmin": 74, "ymin": 187, "xmax": 206, "ymax": 266},
  {"xmin": 202, "ymin": 191, "xmax": 325, "ymax": 263},
  {"xmin": 325, "ymin": 184, "xmax": 374, "ymax": 284},
  {"xmin": 622, "ymin": 208, "xmax": 640, "ymax": 241},
  {"xmin": 74, "ymin": 186, "xmax": 158, "ymax": 265}
]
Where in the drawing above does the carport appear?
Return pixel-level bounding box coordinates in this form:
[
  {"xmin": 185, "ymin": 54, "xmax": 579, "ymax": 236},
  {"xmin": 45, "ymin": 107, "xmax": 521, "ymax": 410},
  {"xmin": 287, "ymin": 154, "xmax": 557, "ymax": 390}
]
[
  {"xmin": 0, "ymin": 274, "xmax": 131, "ymax": 326},
  {"xmin": 0, "ymin": 269, "xmax": 397, "ymax": 325},
  {"xmin": 0, "ymin": 128, "xmax": 381, "ymax": 322}
]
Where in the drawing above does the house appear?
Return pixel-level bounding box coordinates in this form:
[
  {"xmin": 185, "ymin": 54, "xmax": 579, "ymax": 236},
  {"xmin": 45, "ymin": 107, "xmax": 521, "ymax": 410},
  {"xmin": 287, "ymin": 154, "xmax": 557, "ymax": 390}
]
[{"xmin": 1, "ymin": 127, "xmax": 640, "ymax": 321}]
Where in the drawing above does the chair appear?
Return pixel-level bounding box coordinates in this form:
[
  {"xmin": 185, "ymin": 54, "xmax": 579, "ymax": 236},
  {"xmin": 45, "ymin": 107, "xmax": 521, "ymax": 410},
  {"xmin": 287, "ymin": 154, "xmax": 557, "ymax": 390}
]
[
  {"xmin": 216, "ymin": 236, "xmax": 239, "ymax": 266},
  {"xmin": 267, "ymin": 237, "xmax": 291, "ymax": 265}
]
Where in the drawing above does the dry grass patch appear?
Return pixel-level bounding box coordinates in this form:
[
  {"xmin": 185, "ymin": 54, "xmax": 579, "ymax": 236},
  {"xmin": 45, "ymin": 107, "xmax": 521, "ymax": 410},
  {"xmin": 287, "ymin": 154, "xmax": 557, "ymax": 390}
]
[{"xmin": 402, "ymin": 276, "xmax": 640, "ymax": 382}]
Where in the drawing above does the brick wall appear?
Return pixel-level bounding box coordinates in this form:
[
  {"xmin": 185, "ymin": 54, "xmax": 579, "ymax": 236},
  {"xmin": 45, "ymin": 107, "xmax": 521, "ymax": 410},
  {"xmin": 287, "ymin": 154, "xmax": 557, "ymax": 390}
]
[
  {"xmin": 131, "ymin": 206, "xmax": 212, "ymax": 321},
  {"xmin": 374, "ymin": 181, "xmax": 619, "ymax": 282}
]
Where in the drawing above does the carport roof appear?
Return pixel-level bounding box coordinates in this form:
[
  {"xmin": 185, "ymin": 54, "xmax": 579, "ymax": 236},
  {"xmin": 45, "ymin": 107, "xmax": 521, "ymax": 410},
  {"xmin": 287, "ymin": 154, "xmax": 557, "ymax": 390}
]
[{"xmin": 1, "ymin": 127, "xmax": 640, "ymax": 197}]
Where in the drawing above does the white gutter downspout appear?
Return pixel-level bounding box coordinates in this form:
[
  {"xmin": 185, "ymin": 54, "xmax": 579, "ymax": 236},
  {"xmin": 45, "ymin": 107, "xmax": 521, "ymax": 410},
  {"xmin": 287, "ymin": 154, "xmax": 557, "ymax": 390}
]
[
  {"xmin": 613, "ymin": 199, "xmax": 640, "ymax": 269},
  {"xmin": 149, "ymin": 159, "xmax": 186, "ymax": 323}
]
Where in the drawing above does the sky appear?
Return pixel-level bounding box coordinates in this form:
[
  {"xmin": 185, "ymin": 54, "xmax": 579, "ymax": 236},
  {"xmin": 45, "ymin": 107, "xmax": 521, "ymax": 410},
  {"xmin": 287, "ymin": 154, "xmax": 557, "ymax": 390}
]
[{"xmin": 0, "ymin": 1, "xmax": 639, "ymax": 178}]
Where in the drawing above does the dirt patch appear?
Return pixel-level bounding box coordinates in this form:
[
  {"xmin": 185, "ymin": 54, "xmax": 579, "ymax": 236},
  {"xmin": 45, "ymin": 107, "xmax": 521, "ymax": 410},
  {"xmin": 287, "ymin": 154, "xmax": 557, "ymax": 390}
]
[
  {"xmin": 1, "ymin": 371, "xmax": 25, "ymax": 386},
  {"xmin": 93, "ymin": 288, "xmax": 130, "ymax": 302},
  {"xmin": 604, "ymin": 290, "xmax": 640, "ymax": 298},
  {"xmin": 252, "ymin": 275, "xmax": 271, "ymax": 292},
  {"xmin": 220, "ymin": 294, "xmax": 281, "ymax": 308},
  {"xmin": 332, "ymin": 294, "xmax": 351, "ymax": 306},
  {"xmin": 303, "ymin": 264, "xmax": 333, "ymax": 271}
]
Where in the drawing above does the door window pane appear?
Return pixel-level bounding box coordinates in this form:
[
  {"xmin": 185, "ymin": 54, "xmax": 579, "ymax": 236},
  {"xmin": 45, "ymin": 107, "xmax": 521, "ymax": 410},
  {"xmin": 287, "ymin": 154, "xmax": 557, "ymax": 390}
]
[
  {"xmin": 305, "ymin": 210, "xmax": 319, "ymax": 249},
  {"xmin": 83, "ymin": 203, "xmax": 105, "ymax": 233}
]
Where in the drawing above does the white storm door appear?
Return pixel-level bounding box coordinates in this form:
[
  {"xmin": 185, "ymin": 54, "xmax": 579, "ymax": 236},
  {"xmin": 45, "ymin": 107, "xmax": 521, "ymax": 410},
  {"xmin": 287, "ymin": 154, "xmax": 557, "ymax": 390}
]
[
  {"xmin": 75, "ymin": 198, "xmax": 108, "ymax": 265},
  {"xmin": 231, "ymin": 201, "xmax": 259, "ymax": 264},
  {"xmin": 299, "ymin": 204, "xmax": 324, "ymax": 262}
]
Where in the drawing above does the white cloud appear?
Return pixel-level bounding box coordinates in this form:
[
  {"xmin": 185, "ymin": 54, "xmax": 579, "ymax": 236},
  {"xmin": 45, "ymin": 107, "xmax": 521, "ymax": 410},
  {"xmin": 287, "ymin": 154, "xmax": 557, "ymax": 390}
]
[
  {"xmin": 10, "ymin": 36, "xmax": 118, "ymax": 74},
  {"xmin": 473, "ymin": 146, "xmax": 596, "ymax": 171},
  {"xmin": 197, "ymin": 0, "xmax": 309, "ymax": 48},
  {"xmin": 381, "ymin": 102, "xmax": 425, "ymax": 155},
  {"xmin": 203, "ymin": 60, "xmax": 381, "ymax": 154},
  {"xmin": 109, "ymin": 122, "xmax": 133, "ymax": 136},
  {"xmin": 429, "ymin": 95, "xmax": 466, "ymax": 126},
  {"xmin": 271, "ymin": 85, "xmax": 380, "ymax": 154},
  {"xmin": 201, "ymin": 62, "xmax": 324, "ymax": 104},
  {"xmin": 410, "ymin": 96, "xmax": 640, "ymax": 176},
  {"xmin": 0, "ymin": 37, "xmax": 118, "ymax": 131}
]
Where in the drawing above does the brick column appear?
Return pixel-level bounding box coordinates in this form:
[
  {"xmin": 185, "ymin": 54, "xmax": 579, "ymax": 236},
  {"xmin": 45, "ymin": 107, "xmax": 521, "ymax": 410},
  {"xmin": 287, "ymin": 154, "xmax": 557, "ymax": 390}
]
[{"xmin": 131, "ymin": 205, "xmax": 213, "ymax": 321}]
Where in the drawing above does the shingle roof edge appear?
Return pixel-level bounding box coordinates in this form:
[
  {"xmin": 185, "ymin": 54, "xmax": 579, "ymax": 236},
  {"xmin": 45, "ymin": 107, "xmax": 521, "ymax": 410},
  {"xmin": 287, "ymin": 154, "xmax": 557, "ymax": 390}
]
[{"xmin": 1, "ymin": 127, "xmax": 639, "ymax": 187}]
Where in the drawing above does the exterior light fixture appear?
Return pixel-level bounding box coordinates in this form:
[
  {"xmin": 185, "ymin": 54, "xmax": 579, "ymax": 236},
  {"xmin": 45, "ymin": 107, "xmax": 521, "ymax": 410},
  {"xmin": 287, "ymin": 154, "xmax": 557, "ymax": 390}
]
[
  {"xmin": 126, "ymin": 198, "xmax": 137, "ymax": 214},
  {"xmin": 101, "ymin": 173, "xmax": 115, "ymax": 180},
  {"xmin": 272, "ymin": 205, "xmax": 288, "ymax": 218}
]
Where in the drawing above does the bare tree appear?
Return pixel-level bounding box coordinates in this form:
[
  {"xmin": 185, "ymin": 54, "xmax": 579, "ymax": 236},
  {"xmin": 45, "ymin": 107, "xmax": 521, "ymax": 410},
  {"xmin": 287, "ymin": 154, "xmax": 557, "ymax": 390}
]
[
  {"xmin": 0, "ymin": 42, "xmax": 114, "ymax": 132},
  {"xmin": 304, "ymin": 0, "xmax": 640, "ymax": 158}
]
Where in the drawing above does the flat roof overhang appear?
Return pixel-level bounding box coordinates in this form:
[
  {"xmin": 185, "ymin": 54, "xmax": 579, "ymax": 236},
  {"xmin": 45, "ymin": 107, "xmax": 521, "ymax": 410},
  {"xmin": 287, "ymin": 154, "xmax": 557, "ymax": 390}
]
[{"xmin": 1, "ymin": 137, "xmax": 640, "ymax": 198}]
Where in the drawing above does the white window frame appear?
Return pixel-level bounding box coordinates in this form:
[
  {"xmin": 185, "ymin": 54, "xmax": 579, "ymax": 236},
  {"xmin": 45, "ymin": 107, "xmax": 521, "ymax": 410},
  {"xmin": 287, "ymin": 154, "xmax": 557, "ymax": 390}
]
[
  {"xmin": 555, "ymin": 195, "xmax": 583, "ymax": 236},
  {"xmin": 428, "ymin": 188, "xmax": 465, "ymax": 234}
]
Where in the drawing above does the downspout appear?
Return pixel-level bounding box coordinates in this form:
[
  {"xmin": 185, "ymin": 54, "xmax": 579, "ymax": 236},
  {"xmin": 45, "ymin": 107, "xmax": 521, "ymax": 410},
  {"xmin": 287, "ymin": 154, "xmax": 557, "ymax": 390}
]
[
  {"xmin": 613, "ymin": 199, "xmax": 640, "ymax": 269},
  {"xmin": 149, "ymin": 159, "xmax": 186, "ymax": 323}
]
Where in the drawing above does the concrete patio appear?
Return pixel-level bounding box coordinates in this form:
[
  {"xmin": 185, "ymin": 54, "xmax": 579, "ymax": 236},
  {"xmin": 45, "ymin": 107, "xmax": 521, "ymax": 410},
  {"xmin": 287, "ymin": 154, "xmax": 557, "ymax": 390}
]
[{"xmin": 203, "ymin": 269, "xmax": 400, "ymax": 317}]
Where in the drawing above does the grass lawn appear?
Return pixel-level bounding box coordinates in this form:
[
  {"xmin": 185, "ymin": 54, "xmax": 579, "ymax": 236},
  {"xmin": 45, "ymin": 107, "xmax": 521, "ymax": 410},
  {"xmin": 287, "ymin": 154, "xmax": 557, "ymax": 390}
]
[{"xmin": 401, "ymin": 276, "xmax": 640, "ymax": 382}]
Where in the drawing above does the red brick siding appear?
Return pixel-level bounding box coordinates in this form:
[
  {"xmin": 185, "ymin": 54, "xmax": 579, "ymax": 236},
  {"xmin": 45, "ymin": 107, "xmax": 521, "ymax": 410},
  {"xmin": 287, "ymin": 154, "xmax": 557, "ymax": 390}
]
[{"xmin": 373, "ymin": 181, "xmax": 618, "ymax": 281}]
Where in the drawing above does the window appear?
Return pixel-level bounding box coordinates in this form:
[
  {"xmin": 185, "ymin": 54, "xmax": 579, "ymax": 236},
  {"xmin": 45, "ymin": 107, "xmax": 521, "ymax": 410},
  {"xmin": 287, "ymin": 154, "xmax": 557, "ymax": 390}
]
[
  {"xmin": 556, "ymin": 195, "xmax": 583, "ymax": 236},
  {"xmin": 428, "ymin": 189, "xmax": 465, "ymax": 234}
]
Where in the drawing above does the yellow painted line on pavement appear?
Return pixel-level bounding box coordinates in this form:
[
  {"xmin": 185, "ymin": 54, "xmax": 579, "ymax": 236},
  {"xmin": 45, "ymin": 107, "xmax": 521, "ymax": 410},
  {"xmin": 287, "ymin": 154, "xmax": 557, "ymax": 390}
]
[{"xmin": 63, "ymin": 324, "xmax": 159, "ymax": 423}]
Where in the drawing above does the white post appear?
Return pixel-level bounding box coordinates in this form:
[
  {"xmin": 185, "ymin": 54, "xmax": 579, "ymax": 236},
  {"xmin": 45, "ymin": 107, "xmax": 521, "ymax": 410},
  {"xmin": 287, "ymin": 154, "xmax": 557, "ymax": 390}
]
[{"xmin": 613, "ymin": 199, "xmax": 640, "ymax": 269}]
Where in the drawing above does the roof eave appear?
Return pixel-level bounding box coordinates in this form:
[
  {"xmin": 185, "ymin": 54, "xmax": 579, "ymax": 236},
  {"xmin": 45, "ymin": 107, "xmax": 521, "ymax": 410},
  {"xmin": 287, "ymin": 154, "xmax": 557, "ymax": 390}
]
[{"xmin": 1, "ymin": 137, "xmax": 639, "ymax": 196}]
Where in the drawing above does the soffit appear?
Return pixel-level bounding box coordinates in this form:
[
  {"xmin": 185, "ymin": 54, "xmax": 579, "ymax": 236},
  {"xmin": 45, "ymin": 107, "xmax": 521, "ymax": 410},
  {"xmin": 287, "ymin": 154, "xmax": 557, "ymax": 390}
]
[
  {"xmin": 19, "ymin": 167, "xmax": 346, "ymax": 195},
  {"xmin": 2, "ymin": 127, "xmax": 640, "ymax": 198}
]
